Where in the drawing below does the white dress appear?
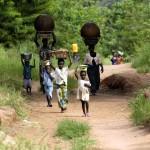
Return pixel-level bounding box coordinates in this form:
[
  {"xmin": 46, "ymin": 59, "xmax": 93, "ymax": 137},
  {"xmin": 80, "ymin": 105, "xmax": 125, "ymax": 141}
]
[{"xmin": 77, "ymin": 80, "xmax": 91, "ymax": 101}]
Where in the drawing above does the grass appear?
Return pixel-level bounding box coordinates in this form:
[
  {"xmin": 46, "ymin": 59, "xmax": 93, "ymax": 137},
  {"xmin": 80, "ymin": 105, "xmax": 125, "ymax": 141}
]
[
  {"xmin": 132, "ymin": 43, "xmax": 150, "ymax": 73},
  {"xmin": 55, "ymin": 119, "xmax": 95, "ymax": 150},
  {"xmin": 0, "ymin": 45, "xmax": 39, "ymax": 88},
  {"xmin": 0, "ymin": 137, "xmax": 49, "ymax": 150},
  {"xmin": 71, "ymin": 137, "xmax": 95, "ymax": 150},
  {"xmin": 0, "ymin": 86, "xmax": 27, "ymax": 118},
  {"xmin": 129, "ymin": 89, "xmax": 150, "ymax": 126},
  {"xmin": 55, "ymin": 119, "xmax": 90, "ymax": 140},
  {"xmin": 68, "ymin": 77, "xmax": 77, "ymax": 91}
]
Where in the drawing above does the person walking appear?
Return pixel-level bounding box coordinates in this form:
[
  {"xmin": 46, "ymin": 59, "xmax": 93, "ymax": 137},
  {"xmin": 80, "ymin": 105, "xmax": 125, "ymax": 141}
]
[{"xmin": 84, "ymin": 48, "xmax": 104, "ymax": 95}]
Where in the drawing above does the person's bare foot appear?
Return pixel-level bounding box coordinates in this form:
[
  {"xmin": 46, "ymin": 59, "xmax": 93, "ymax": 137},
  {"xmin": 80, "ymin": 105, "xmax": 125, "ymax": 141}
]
[
  {"xmin": 86, "ymin": 113, "xmax": 90, "ymax": 117},
  {"xmin": 82, "ymin": 114, "xmax": 86, "ymax": 117}
]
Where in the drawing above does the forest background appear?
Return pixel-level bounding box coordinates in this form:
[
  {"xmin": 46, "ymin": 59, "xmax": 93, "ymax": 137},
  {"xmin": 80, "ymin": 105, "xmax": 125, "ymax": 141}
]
[{"xmin": 0, "ymin": 0, "xmax": 149, "ymax": 82}]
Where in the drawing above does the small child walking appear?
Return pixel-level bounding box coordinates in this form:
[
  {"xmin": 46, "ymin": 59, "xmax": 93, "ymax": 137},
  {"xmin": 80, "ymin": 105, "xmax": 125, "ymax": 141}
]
[
  {"xmin": 43, "ymin": 61, "xmax": 54, "ymax": 107},
  {"xmin": 75, "ymin": 66, "xmax": 91, "ymax": 117},
  {"xmin": 21, "ymin": 58, "xmax": 35, "ymax": 94}
]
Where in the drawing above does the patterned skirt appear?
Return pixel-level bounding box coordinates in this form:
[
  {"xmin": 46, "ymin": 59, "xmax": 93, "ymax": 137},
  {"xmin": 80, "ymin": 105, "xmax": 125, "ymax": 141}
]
[{"xmin": 56, "ymin": 84, "xmax": 68, "ymax": 109}]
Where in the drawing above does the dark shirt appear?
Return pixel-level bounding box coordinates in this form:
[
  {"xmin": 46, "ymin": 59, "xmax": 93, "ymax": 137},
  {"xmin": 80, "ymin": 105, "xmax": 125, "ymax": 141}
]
[
  {"xmin": 23, "ymin": 65, "xmax": 33, "ymax": 79},
  {"xmin": 39, "ymin": 47, "xmax": 51, "ymax": 61}
]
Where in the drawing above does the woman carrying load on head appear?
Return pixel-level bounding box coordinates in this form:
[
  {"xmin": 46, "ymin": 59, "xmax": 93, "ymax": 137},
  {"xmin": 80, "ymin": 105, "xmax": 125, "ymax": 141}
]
[
  {"xmin": 50, "ymin": 51, "xmax": 72, "ymax": 113},
  {"xmin": 84, "ymin": 48, "xmax": 104, "ymax": 96}
]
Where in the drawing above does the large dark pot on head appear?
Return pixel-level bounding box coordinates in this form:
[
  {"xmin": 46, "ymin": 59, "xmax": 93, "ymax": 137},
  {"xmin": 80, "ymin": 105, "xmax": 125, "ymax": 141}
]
[
  {"xmin": 80, "ymin": 22, "xmax": 100, "ymax": 47},
  {"xmin": 34, "ymin": 14, "xmax": 55, "ymax": 32}
]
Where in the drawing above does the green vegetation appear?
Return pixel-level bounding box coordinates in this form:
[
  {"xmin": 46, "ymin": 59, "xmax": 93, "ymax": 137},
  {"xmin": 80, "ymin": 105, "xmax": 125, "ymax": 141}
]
[
  {"xmin": 68, "ymin": 77, "xmax": 77, "ymax": 91},
  {"xmin": 132, "ymin": 43, "xmax": 150, "ymax": 73},
  {"xmin": 129, "ymin": 90, "xmax": 150, "ymax": 126},
  {"xmin": 0, "ymin": 0, "xmax": 149, "ymax": 60},
  {"xmin": 55, "ymin": 119, "xmax": 90, "ymax": 140},
  {"xmin": 71, "ymin": 137, "xmax": 95, "ymax": 150},
  {"xmin": 0, "ymin": 137, "xmax": 49, "ymax": 150},
  {"xmin": 55, "ymin": 119, "xmax": 94, "ymax": 150},
  {"xmin": 0, "ymin": 46, "xmax": 39, "ymax": 88},
  {"xmin": 0, "ymin": 86, "xmax": 26, "ymax": 118}
]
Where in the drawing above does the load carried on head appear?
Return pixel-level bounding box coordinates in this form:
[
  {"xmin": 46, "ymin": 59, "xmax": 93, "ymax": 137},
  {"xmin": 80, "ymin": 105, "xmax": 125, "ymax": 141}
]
[
  {"xmin": 34, "ymin": 14, "xmax": 56, "ymax": 51},
  {"xmin": 21, "ymin": 53, "xmax": 32, "ymax": 61},
  {"xmin": 34, "ymin": 14, "xmax": 55, "ymax": 38},
  {"xmin": 80, "ymin": 22, "xmax": 100, "ymax": 49}
]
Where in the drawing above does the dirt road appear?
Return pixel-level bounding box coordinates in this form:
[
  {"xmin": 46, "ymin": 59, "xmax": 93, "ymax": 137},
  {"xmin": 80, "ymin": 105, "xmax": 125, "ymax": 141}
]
[{"xmin": 8, "ymin": 64, "xmax": 150, "ymax": 150}]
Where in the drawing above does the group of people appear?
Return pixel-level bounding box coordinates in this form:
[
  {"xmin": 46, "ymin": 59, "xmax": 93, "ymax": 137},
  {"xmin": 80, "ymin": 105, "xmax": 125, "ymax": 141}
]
[
  {"xmin": 111, "ymin": 51, "xmax": 124, "ymax": 65},
  {"xmin": 21, "ymin": 46, "xmax": 104, "ymax": 116}
]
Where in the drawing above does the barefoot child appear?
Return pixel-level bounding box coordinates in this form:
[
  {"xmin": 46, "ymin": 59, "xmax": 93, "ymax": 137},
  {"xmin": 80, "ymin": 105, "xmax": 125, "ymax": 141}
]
[
  {"xmin": 21, "ymin": 56, "xmax": 35, "ymax": 94},
  {"xmin": 51, "ymin": 53, "xmax": 72, "ymax": 112},
  {"xmin": 75, "ymin": 66, "xmax": 91, "ymax": 117},
  {"xmin": 43, "ymin": 61, "xmax": 54, "ymax": 107}
]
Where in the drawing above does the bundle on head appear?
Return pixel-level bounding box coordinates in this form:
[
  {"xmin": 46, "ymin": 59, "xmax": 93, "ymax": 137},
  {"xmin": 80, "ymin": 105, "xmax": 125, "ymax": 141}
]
[{"xmin": 34, "ymin": 14, "xmax": 55, "ymax": 32}]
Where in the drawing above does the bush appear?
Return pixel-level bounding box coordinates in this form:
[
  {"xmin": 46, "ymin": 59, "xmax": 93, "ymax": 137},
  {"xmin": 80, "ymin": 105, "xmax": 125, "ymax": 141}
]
[
  {"xmin": 55, "ymin": 119, "xmax": 90, "ymax": 140},
  {"xmin": 0, "ymin": 86, "xmax": 27, "ymax": 118},
  {"xmin": 132, "ymin": 43, "xmax": 150, "ymax": 73},
  {"xmin": 129, "ymin": 90, "xmax": 150, "ymax": 126},
  {"xmin": 71, "ymin": 137, "xmax": 95, "ymax": 150},
  {"xmin": 0, "ymin": 46, "xmax": 39, "ymax": 88},
  {"xmin": 0, "ymin": 137, "xmax": 49, "ymax": 150}
]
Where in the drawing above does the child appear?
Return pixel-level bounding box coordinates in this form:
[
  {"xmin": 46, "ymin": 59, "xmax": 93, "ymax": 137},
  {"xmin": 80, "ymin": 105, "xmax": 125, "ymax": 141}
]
[
  {"xmin": 51, "ymin": 54, "xmax": 72, "ymax": 112},
  {"xmin": 21, "ymin": 58, "xmax": 35, "ymax": 94},
  {"xmin": 75, "ymin": 66, "xmax": 91, "ymax": 117},
  {"xmin": 43, "ymin": 61, "xmax": 54, "ymax": 107}
]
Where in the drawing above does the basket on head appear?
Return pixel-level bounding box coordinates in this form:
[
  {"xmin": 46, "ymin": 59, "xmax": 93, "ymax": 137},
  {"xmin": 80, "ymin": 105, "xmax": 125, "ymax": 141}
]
[
  {"xmin": 43, "ymin": 60, "xmax": 51, "ymax": 66},
  {"xmin": 55, "ymin": 48, "xmax": 68, "ymax": 59},
  {"xmin": 21, "ymin": 53, "xmax": 32, "ymax": 61},
  {"xmin": 79, "ymin": 65, "xmax": 87, "ymax": 72}
]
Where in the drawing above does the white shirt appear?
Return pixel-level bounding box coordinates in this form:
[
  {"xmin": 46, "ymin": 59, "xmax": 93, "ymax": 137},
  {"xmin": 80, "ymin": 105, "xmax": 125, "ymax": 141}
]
[
  {"xmin": 55, "ymin": 67, "xmax": 68, "ymax": 85},
  {"xmin": 84, "ymin": 53, "xmax": 101, "ymax": 65},
  {"xmin": 77, "ymin": 80, "xmax": 91, "ymax": 101}
]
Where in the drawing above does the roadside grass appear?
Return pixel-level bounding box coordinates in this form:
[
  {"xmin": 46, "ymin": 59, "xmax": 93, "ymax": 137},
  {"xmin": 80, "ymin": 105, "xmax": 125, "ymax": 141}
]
[
  {"xmin": 55, "ymin": 119, "xmax": 90, "ymax": 140},
  {"xmin": 0, "ymin": 86, "xmax": 27, "ymax": 118},
  {"xmin": 0, "ymin": 137, "xmax": 49, "ymax": 150},
  {"xmin": 0, "ymin": 46, "xmax": 39, "ymax": 88},
  {"xmin": 132, "ymin": 43, "xmax": 150, "ymax": 73},
  {"xmin": 55, "ymin": 119, "xmax": 95, "ymax": 150},
  {"xmin": 129, "ymin": 89, "xmax": 150, "ymax": 126},
  {"xmin": 71, "ymin": 137, "xmax": 95, "ymax": 150}
]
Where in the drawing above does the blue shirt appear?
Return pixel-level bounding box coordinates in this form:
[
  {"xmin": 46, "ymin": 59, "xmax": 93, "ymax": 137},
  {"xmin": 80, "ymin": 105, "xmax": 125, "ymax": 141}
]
[{"xmin": 43, "ymin": 70, "xmax": 53, "ymax": 87}]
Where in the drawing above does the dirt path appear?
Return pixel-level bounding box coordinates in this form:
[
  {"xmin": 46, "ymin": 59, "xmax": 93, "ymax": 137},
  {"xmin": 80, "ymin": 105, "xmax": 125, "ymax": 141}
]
[{"xmin": 8, "ymin": 64, "xmax": 150, "ymax": 150}]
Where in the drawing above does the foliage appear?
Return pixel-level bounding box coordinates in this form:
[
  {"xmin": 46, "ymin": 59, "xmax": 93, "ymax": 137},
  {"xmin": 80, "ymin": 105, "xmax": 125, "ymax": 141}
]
[
  {"xmin": 132, "ymin": 43, "xmax": 150, "ymax": 73},
  {"xmin": 129, "ymin": 89, "xmax": 150, "ymax": 126},
  {"xmin": 55, "ymin": 119, "xmax": 90, "ymax": 140},
  {"xmin": 0, "ymin": 137, "xmax": 49, "ymax": 150},
  {"xmin": 0, "ymin": 86, "xmax": 26, "ymax": 118},
  {"xmin": 0, "ymin": 46, "xmax": 39, "ymax": 88},
  {"xmin": 71, "ymin": 137, "xmax": 95, "ymax": 150}
]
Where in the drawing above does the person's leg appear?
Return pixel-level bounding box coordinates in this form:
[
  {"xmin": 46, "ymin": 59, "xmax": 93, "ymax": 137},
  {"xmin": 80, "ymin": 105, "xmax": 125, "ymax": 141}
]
[
  {"xmin": 39, "ymin": 65, "xmax": 45, "ymax": 94},
  {"xmin": 28, "ymin": 79, "xmax": 32, "ymax": 94},
  {"xmin": 81, "ymin": 100, "xmax": 86, "ymax": 116},
  {"xmin": 87, "ymin": 68, "xmax": 96, "ymax": 95},
  {"xmin": 95, "ymin": 66, "xmax": 100, "ymax": 91},
  {"xmin": 46, "ymin": 95, "xmax": 52, "ymax": 107},
  {"xmin": 85, "ymin": 101, "xmax": 89, "ymax": 113}
]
